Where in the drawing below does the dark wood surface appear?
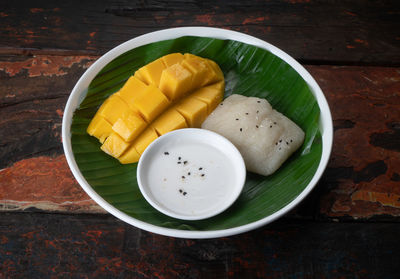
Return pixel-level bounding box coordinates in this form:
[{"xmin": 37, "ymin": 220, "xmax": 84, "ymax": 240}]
[
  {"xmin": 1, "ymin": 1, "xmax": 399, "ymax": 278},
  {"xmin": 1, "ymin": 213, "xmax": 400, "ymax": 278}
]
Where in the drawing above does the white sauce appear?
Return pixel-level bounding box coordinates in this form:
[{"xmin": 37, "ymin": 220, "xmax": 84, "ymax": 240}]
[{"xmin": 144, "ymin": 142, "xmax": 236, "ymax": 217}]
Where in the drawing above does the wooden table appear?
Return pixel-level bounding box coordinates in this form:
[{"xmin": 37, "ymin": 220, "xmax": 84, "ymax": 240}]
[{"xmin": 1, "ymin": 1, "xmax": 399, "ymax": 278}]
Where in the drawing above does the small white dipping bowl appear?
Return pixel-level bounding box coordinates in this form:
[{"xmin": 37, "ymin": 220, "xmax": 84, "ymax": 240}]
[{"xmin": 137, "ymin": 128, "xmax": 246, "ymax": 220}]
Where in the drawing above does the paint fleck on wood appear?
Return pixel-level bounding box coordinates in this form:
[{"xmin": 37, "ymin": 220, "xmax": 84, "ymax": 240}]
[
  {"xmin": 0, "ymin": 55, "xmax": 95, "ymax": 77},
  {"xmin": 0, "ymin": 155, "xmax": 104, "ymax": 213},
  {"xmin": 306, "ymin": 65, "xmax": 400, "ymax": 219},
  {"xmin": 352, "ymin": 190, "xmax": 400, "ymax": 209}
]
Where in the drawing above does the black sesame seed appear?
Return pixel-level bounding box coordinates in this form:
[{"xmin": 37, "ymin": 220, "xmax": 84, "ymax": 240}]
[
  {"xmin": 236, "ymin": 118, "xmax": 239, "ymax": 121},
  {"xmin": 201, "ymin": 174, "xmax": 205, "ymax": 177},
  {"xmin": 279, "ymin": 139, "xmax": 282, "ymax": 143},
  {"xmin": 286, "ymin": 142, "xmax": 289, "ymax": 145},
  {"xmin": 257, "ymin": 101, "xmax": 261, "ymax": 103},
  {"xmin": 290, "ymin": 139, "xmax": 293, "ymax": 142},
  {"xmin": 270, "ymin": 125, "xmax": 272, "ymax": 128},
  {"xmin": 240, "ymin": 128, "xmax": 243, "ymax": 132},
  {"xmin": 279, "ymin": 147, "xmax": 281, "ymax": 150},
  {"xmin": 183, "ymin": 192, "xmax": 187, "ymax": 196},
  {"xmin": 256, "ymin": 125, "xmax": 259, "ymax": 128},
  {"xmin": 164, "ymin": 152, "xmax": 169, "ymax": 155},
  {"xmin": 199, "ymin": 167, "xmax": 203, "ymax": 170},
  {"xmin": 179, "ymin": 189, "xmax": 183, "ymax": 193},
  {"xmin": 245, "ymin": 112, "xmax": 249, "ymax": 115},
  {"xmin": 183, "ymin": 161, "xmax": 188, "ymax": 165},
  {"xmin": 256, "ymin": 110, "xmax": 259, "ymax": 113},
  {"xmin": 275, "ymin": 142, "xmax": 278, "ymax": 145},
  {"xmin": 188, "ymin": 172, "xmax": 191, "ymax": 175},
  {"xmin": 220, "ymin": 103, "xmax": 223, "ymax": 106},
  {"xmin": 274, "ymin": 122, "xmax": 277, "ymax": 125},
  {"xmin": 177, "ymin": 162, "xmax": 181, "ymax": 164},
  {"xmin": 178, "ymin": 157, "xmax": 181, "ymax": 160},
  {"xmin": 182, "ymin": 176, "xmax": 185, "ymax": 179}
]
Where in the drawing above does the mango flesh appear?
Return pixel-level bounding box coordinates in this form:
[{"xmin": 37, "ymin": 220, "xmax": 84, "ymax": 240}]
[
  {"xmin": 112, "ymin": 112, "xmax": 147, "ymax": 142},
  {"xmin": 116, "ymin": 76, "xmax": 148, "ymax": 112},
  {"xmin": 87, "ymin": 53, "xmax": 225, "ymax": 164},
  {"xmin": 132, "ymin": 84, "xmax": 170, "ymax": 122},
  {"xmin": 159, "ymin": 63, "xmax": 192, "ymax": 101},
  {"xmin": 175, "ymin": 98, "xmax": 208, "ymax": 128},
  {"xmin": 151, "ymin": 108, "xmax": 188, "ymax": 136},
  {"xmin": 101, "ymin": 132, "xmax": 130, "ymax": 158},
  {"xmin": 87, "ymin": 114, "xmax": 113, "ymax": 144}
]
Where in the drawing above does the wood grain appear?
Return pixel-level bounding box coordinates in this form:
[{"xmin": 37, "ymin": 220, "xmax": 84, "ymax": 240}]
[
  {"xmin": 0, "ymin": 213, "xmax": 399, "ymax": 278},
  {"xmin": 0, "ymin": 0, "xmax": 399, "ymax": 65},
  {"xmin": 307, "ymin": 65, "xmax": 400, "ymax": 219},
  {"xmin": 0, "ymin": 55, "xmax": 97, "ymax": 169},
  {"xmin": 0, "ymin": 54, "xmax": 399, "ymax": 220}
]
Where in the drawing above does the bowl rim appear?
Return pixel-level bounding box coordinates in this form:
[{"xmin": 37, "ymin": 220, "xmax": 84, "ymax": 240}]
[{"xmin": 62, "ymin": 26, "xmax": 333, "ymax": 239}]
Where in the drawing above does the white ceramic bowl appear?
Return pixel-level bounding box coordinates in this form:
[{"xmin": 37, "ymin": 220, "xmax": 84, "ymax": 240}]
[
  {"xmin": 137, "ymin": 128, "xmax": 246, "ymax": 220},
  {"xmin": 62, "ymin": 27, "xmax": 333, "ymax": 238}
]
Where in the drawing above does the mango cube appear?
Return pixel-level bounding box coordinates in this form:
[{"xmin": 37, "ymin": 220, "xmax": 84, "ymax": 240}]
[
  {"xmin": 87, "ymin": 114, "xmax": 113, "ymax": 143},
  {"xmin": 118, "ymin": 145, "xmax": 141, "ymax": 164},
  {"xmin": 204, "ymin": 59, "xmax": 224, "ymax": 84},
  {"xmin": 152, "ymin": 109, "xmax": 187, "ymax": 136},
  {"xmin": 162, "ymin": 53, "xmax": 184, "ymax": 67},
  {"xmin": 191, "ymin": 85, "xmax": 224, "ymax": 114},
  {"xmin": 112, "ymin": 112, "xmax": 147, "ymax": 142},
  {"xmin": 181, "ymin": 57, "xmax": 208, "ymax": 90},
  {"xmin": 133, "ymin": 84, "xmax": 170, "ymax": 122},
  {"xmin": 97, "ymin": 94, "xmax": 132, "ymax": 124},
  {"xmin": 136, "ymin": 59, "xmax": 166, "ymax": 87},
  {"xmin": 159, "ymin": 63, "xmax": 192, "ymax": 101},
  {"xmin": 101, "ymin": 132, "xmax": 130, "ymax": 158},
  {"xmin": 175, "ymin": 98, "xmax": 208, "ymax": 128},
  {"xmin": 133, "ymin": 127, "xmax": 159, "ymax": 154},
  {"xmin": 116, "ymin": 76, "xmax": 148, "ymax": 111},
  {"xmin": 134, "ymin": 70, "xmax": 145, "ymax": 83}
]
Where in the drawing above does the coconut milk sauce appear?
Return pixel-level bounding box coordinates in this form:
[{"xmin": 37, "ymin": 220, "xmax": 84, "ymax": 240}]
[{"xmin": 144, "ymin": 142, "xmax": 236, "ymax": 217}]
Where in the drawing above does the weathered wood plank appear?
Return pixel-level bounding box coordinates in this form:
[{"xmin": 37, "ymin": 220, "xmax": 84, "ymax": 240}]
[
  {"xmin": 0, "ymin": 0, "xmax": 399, "ymax": 65},
  {"xmin": 0, "ymin": 55, "xmax": 97, "ymax": 169},
  {"xmin": 306, "ymin": 65, "xmax": 400, "ymax": 219},
  {"xmin": 0, "ymin": 213, "xmax": 399, "ymax": 278},
  {"xmin": 0, "ymin": 55, "xmax": 399, "ymax": 219}
]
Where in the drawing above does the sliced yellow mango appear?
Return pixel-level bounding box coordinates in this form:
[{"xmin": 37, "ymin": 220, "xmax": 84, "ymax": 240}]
[
  {"xmin": 175, "ymin": 98, "xmax": 208, "ymax": 128},
  {"xmin": 159, "ymin": 63, "xmax": 192, "ymax": 101},
  {"xmin": 204, "ymin": 59, "xmax": 223, "ymax": 85},
  {"xmin": 116, "ymin": 76, "xmax": 147, "ymax": 112},
  {"xmin": 152, "ymin": 109, "xmax": 188, "ymax": 136},
  {"xmin": 132, "ymin": 127, "xmax": 159, "ymax": 154},
  {"xmin": 191, "ymin": 85, "xmax": 223, "ymax": 114},
  {"xmin": 162, "ymin": 53, "xmax": 184, "ymax": 67},
  {"xmin": 118, "ymin": 145, "xmax": 141, "ymax": 164},
  {"xmin": 136, "ymin": 58, "xmax": 166, "ymax": 87},
  {"xmin": 101, "ymin": 132, "xmax": 130, "ymax": 158},
  {"xmin": 112, "ymin": 112, "xmax": 147, "ymax": 142},
  {"xmin": 181, "ymin": 57, "xmax": 208, "ymax": 90},
  {"xmin": 88, "ymin": 53, "xmax": 225, "ymax": 164},
  {"xmin": 98, "ymin": 94, "xmax": 132, "ymax": 124},
  {"xmin": 133, "ymin": 84, "xmax": 170, "ymax": 122},
  {"xmin": 87, "ymin": 114, "xmax": 113, "ymax": 144},
  {"xmin": 134, "ymin": 70, "xmax": 145, "ymax": 82}
]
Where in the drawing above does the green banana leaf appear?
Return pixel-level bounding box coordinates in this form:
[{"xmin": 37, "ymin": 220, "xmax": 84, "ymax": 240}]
[{"xmin": 71, "ymin": 36, "xmax": 322, "ymax": 231}]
